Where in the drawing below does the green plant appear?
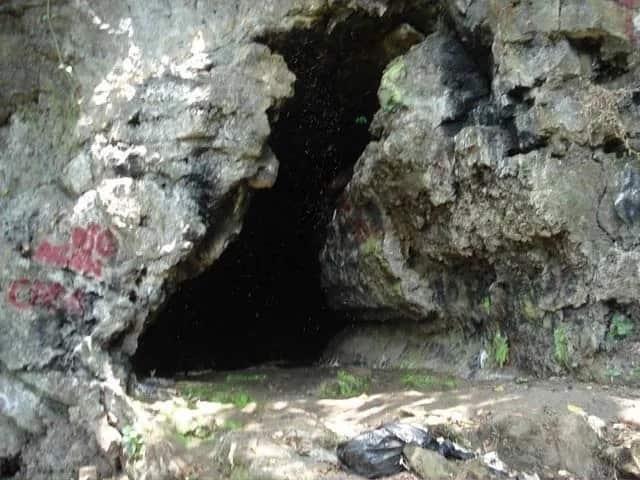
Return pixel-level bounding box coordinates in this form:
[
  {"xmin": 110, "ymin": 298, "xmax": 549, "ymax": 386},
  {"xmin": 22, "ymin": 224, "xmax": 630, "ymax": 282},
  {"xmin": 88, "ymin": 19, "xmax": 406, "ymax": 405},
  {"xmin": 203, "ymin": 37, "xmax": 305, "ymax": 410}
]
[
  {"xmin": 225, "ymin": 391, "xmax": 252, "ymax": 409},
  {"xmin": 179, "ymin": 383, "xmax": 253, "ymax": 409},
  {"xmin": 608, "ymin": 313, "xmax": 633, "ymax": 340},
  {"xmin": 401, "ymin": 372, "xmax": 457, "ymax": 390},
  {"xmin": 354, "ymin": 115, "xmax": 368, "ymax": 125},
  {"xmin": 379, "ymin": 59, "xmax": 407, "ymax": 110},
  {"xmin": 606, "ymin": 366, "xmax": 623, "ymax": 381},
  {"xmin": 122, "ymin": 425, "xmax": 144, "ymax": 461},
  {"xmin": 321, "ymin": 370, "xmax": 370, "ymax": 398},
  {"xmin": 492, "ymin": 331, "xmax": 509, "ymax": 367},
  {"xmin": 481, "ymin": 296, "xmax": 492, "ymax": 315},
  {"xmin": 554, "ymin": 326, "xmax": 570, "ymax": 368},
  {"xmin": 360, "ymin": 236, "xmax": 382, "ymax": 256},
  {"xmin": 337, "ymin": 370, "xmax": 369, "ymax": 397}
]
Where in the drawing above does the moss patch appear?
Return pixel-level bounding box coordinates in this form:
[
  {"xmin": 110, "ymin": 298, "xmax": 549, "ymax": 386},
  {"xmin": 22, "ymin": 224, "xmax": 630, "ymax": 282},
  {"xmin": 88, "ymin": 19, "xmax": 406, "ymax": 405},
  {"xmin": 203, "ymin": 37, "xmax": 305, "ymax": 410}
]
[
  {"xmin": 608, "ymin": 313, "xmax": 633, "ymax": 341},
  {"xmin": 379, "ymin": 58, "xmax": 407, "ymax": 110},
  {"xmin": 320, "ymin": 370, "xmax": 370, "ymax": 398},
  {"xmin": 401, "ymin": 372, "xmax": 458, "ymax": 390},
  {"xmin": 178, "ymin": 383, "xmax": 253, "ymax": 409}
]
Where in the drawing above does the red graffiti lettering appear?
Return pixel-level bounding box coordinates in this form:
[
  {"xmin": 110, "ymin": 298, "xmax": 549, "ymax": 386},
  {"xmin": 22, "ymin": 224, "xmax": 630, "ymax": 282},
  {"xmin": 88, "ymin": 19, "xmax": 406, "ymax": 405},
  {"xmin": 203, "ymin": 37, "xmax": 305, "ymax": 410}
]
[
  {"xmin": 6, "ymin": 279, "xmax": 85, "ymax": 316},
  {"xmin": 34, "ymin": 241, "xmax": 71, "ymax": 268},
  {"xmin": 29, "ymin": 280, "xmax": 66, "ymax": 309},
  {"xmin": 95, "ymin": 228, "xmax": 117, "ymax": 258},
  {"xmin": 68, "ymin": 250, "xmax": 103, "ymax": 278},
  {"xmin": 71, "ymin": 226, "xmax": 90, "ymax": 250},
  {"xmin": 34, "ymin": 223, "xmax": 117, "ymax": 278}
]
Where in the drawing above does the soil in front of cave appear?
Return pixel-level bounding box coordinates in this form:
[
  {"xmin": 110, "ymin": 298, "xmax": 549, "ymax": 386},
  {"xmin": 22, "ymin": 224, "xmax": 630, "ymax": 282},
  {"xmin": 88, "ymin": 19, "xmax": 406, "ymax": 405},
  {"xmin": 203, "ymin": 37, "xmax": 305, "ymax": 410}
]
[{"xmin": 126, "ymin": 367, "xmax": 640, "ymax": 480}]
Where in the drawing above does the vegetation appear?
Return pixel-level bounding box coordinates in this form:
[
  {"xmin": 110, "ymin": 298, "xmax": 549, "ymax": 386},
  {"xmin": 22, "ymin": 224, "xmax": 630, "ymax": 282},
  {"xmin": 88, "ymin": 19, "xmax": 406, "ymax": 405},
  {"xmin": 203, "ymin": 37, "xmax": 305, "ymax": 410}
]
[
  {"xmin": 379, "ymin": 59, "xmax": 407, "ymax": 110},
  {"xmin": 608, "ymin": 313, "xmax": 633, "ymax": 340},
  {"xmin": 321, "ymin": 370, "xmax": 370, "ymax": 398},
  {"xmin": 122, "ymin": 425, "xmax": 144, "ymax": 461},
  {"xmin": 481, "ymin": 296, "xmax": 492, "ymax": 315},
  {"xmin": 360, "ymin": 236, "xmax": 382, "ymax": 256},
  {"xmin": 179, "ymin": 383, "xmax": 253, "ymax": 409},
  {"xmin": 554, "ymin": 326, "xmax": 570, "ymax": 368},
  {"xmin": 492, "ymin": 331, "xmax": 509, "ymax": 368},
  {"xmin": 401, "ymin": 372, "xmax": 457, "ymax": 390},
  {"xmin": 606, "ymin": 366, "xmax": 623, "ymax": 382}
]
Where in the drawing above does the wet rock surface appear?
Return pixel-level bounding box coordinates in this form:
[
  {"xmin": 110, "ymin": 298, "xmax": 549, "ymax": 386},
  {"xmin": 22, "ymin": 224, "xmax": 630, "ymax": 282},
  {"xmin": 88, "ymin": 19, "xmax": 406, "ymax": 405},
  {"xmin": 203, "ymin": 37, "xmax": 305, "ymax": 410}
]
[{"xmin": 1, "ymin": 0, "xmax": 640, "ymax": 478}]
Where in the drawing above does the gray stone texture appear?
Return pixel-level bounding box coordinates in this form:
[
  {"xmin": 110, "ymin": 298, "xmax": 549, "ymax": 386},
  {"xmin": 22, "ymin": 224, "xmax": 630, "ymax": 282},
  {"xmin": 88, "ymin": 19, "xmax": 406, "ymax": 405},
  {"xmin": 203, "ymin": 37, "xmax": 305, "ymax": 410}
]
[{"xmin": 1, "ymin": 0, "xmax": 640, "ymax": 477}]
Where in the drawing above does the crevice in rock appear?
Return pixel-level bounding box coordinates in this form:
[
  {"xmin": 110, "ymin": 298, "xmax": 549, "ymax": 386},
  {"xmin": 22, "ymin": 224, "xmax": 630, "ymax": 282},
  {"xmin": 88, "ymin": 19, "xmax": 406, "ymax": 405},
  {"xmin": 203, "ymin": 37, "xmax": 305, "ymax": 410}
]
[
  {"xmin": 132, "ymin": 12, "xmax": 429, "ymax": 376},
  {"xmin": 502, "ymin": 114, "xmax": 550, "ymax": 157},
  {"xmin": 602, "ymin": 137, "xmax": 628, "ymax": 157},
  {"xmin": 0, "ymin": 453, "xmax": 21, "ymax": 478},
  {"xmin": 596, "ymin": 182, "xmax": 617, "ymax": 244},
  {"xmin": 568, "ymin": 37, "xmax": 630, "ymax": 84}
]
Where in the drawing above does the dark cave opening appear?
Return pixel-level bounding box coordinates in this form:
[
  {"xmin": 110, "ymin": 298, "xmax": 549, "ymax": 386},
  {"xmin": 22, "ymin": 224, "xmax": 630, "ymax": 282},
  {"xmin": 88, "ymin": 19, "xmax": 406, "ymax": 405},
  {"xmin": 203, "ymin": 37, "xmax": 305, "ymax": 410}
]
[
  {"xmin": 0, "ymin": 454, "xmax": 21, "ymax": 478},
  {"xmin": 132, "ymin": 16, "xmax": 423, "ymax": 376}
]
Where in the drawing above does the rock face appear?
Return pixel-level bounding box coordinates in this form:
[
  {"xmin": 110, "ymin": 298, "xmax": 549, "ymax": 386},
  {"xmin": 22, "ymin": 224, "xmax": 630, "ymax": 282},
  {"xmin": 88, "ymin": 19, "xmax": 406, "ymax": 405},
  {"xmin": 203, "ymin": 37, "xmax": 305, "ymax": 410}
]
[
  {"xmin": 1, "ymin": 0, "xmax": 640, "ymax": 478},
  {"xmin": 321, "ymin": 0, "xmax": 640, "ymax": 378},
  {"xmin": 0, "ymin": 1, "xmax": 302, "ymax": 477}
]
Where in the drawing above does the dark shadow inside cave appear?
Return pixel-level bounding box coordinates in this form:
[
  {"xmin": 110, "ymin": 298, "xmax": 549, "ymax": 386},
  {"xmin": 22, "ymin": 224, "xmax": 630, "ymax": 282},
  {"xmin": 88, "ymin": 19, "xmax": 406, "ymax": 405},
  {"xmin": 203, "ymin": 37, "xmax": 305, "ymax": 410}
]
[
  {"xmin": 0, "ymin": 455, "xmax": 21, "ymax": 479},
  {"xmin": 132, "ymin": 15, "xmax": 426, "ymax": 376}
]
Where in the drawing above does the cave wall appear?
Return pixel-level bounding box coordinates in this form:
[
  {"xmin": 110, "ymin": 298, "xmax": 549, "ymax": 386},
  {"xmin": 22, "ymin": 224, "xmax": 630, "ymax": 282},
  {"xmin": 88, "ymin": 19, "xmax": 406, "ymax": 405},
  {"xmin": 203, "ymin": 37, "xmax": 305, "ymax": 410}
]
[
  {"xmin": 0, "ymin": 1, "xmax": 298, "ymax": 477},
  {"xmin": 132, "ymin": 15, "xmax": 425, "ymax": 375},
  {"xmin": 321, "ymin": 0, "xmax": 640, "ymax": 378},
  {"xmin": 0, "ymin": 0, "xmax": 640, "ymax": 478}
]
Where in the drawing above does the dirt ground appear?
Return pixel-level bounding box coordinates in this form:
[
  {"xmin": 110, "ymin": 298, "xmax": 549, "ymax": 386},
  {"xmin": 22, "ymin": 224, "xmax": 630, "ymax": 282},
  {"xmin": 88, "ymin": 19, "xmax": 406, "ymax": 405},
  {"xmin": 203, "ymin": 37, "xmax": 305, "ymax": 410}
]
[{"xmin": 125, "ymin": 366, "xmax": 640, "ymax": 480}]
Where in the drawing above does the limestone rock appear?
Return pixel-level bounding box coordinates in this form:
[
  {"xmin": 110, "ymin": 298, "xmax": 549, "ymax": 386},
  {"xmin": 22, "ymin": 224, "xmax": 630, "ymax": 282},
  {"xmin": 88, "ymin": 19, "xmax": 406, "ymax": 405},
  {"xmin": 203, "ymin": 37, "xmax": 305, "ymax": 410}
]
[
  {"xmin": 486, "ymin": 413, "xmax": 604, "ymax": 478},
  {"xmin": 619, "ymin": 439, "xmax": 640, "ymax": 478},
  {"xmin": 0, "ymin": 415, "xmax": 27, "ymax": 464},
  {"xmin": 403, "ymin": 445, "xmax": 458, "ymax": 479},
  {"xmin": 78, "ymin": 466, "xmax": 98, "ymax": 480},
  {"xmin": 2, "ymin": 0, "xmax": 640, "ymax": 477},
  {"xmin": 320, "ymin": 0, "xmax": 640, "ymax": 378}
]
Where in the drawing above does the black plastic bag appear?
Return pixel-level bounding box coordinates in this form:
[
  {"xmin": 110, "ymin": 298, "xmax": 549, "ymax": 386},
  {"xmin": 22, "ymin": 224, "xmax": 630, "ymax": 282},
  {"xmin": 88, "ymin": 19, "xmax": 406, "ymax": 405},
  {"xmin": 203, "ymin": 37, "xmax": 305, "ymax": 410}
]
[
  {"xmin": 337, "ymin": 423, "xmax": 475, "ymax": 478},
  {"xmin": 337, "ymin": 424, "xmax": 431, "ymax": 478}
]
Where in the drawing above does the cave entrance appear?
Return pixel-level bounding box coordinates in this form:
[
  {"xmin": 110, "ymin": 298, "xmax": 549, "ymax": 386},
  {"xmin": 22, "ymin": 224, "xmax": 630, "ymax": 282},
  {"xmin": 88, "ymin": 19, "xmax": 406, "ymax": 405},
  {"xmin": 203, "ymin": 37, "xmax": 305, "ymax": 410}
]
[{"xmin": 133, "ymin": 14, "xmax": 425, "ymax": 376}]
